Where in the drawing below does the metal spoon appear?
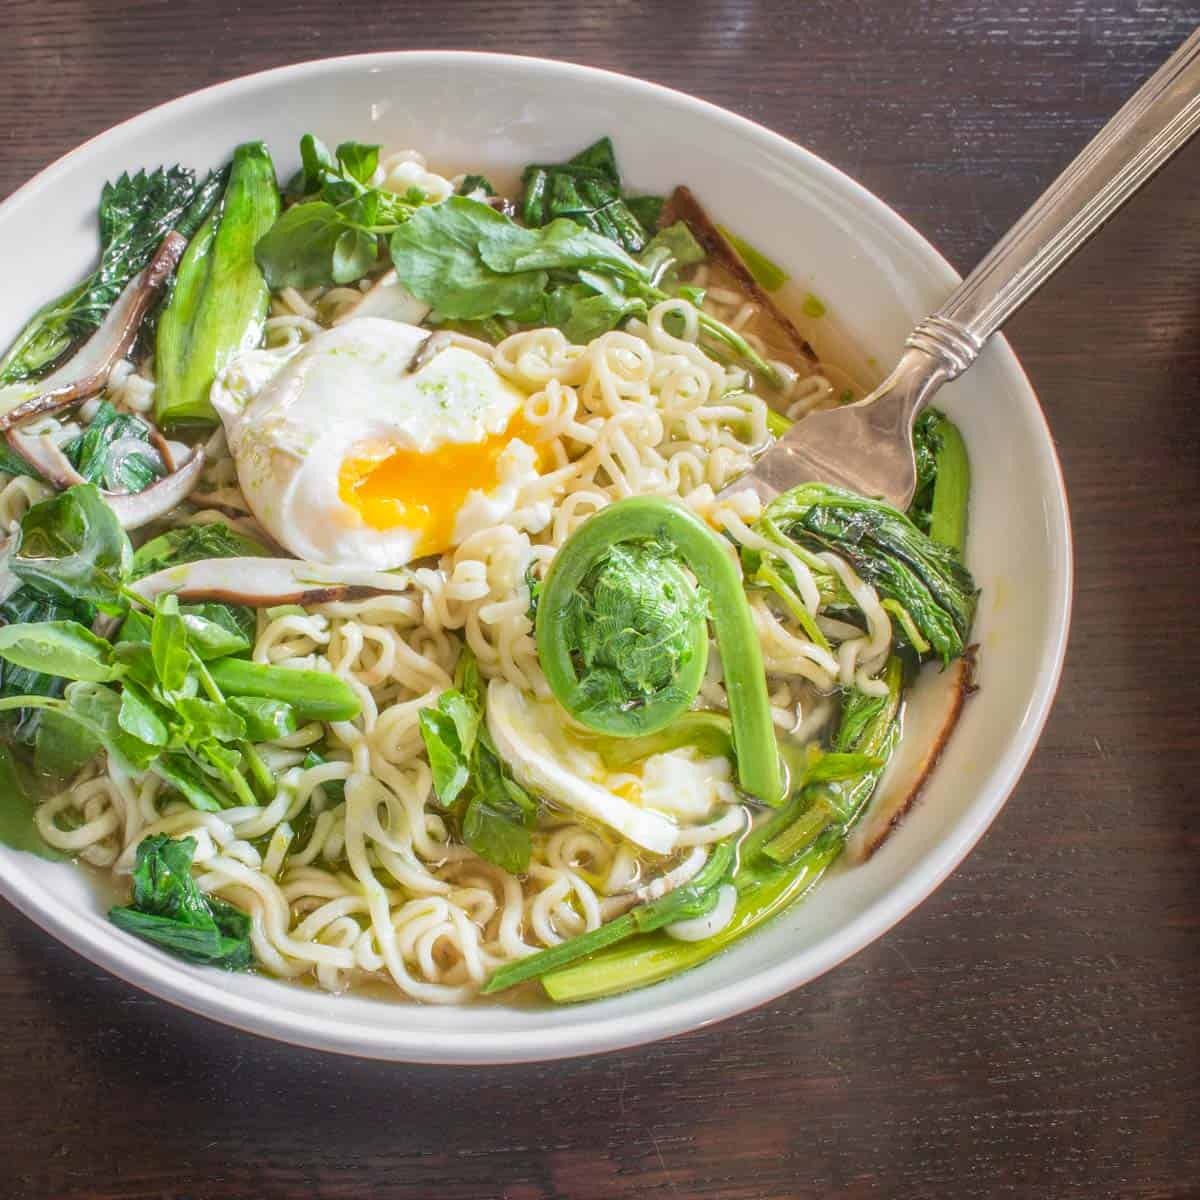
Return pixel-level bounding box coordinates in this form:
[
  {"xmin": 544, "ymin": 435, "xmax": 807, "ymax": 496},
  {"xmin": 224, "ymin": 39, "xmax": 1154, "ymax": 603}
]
[{"xmin": 722, "ymin": 27, "xmax": 1200, "ymax": 511}]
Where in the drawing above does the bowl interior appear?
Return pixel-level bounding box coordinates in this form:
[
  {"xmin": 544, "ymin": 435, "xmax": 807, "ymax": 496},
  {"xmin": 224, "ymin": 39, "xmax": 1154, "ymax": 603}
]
[{"xmin": 0, "ymin": 53, "xmax": 1071, "ymax": 1063}]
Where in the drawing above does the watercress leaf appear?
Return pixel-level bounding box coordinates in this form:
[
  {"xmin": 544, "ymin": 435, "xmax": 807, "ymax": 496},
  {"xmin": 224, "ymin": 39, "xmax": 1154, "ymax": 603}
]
[
  {"xmin": 111, "ymin": 640, "xmax": 158, "ymax": 690},
  {"xmin": 64, "ymin": 680, "xmax": 159, "ymax": 770},
  {"xmin": 440, "ymin": 691, "xmax": 480, "ymax": 761},
  {"xmin": 296, "ymin": 133, "xmax": 336, "ymax": 194},
  {"xmin": 131, "ymin": 522, "xmax": 269, "ymax": 580},
  {"xmin": 186, "ymin": 602, "xmax": 256, "ymax": 647},
  {"xmin": 419, "ymin": 706, "xmax": 470, "ymax": 806},
  {"xmin": 118, "ymin": 681, "xmax": 169, "ymax": 748},
  {"xmin": 181, "ymin": 609, "xmax": 250, "ymax": 661},
  {"xmin": 389, "ymin": 197, "xmax": 549, "ymax": 320},
  {"xmin": 176, "ymin": 697, "xmax": 247, "ymax": 744},
  {"xmin": 228, "ymin": 696, "xmax": 298, "ymax": 742},
  {"xmin": 335, "ymin": 141, "xmax": 381, "ymax": 184},
  {"xmin": 643, "ymin": 221, "xmax": 706, "ymax": 269},
  {"xmin": 462, "ymin": 793, "xmax": 532, "ymax": 875},
  {"xmin": 561, "ymin": 287, "xmax": 646, "ymax": 343},
  {"xmin": 153, "ymin": 751, "xmax": 227, "ymax": 812},
  {"xmin": 151, "ymin": 594, "xmax": 190, "ymax": 693},
  {"xmin": 479, "ymin": 216, "xmax": 647, "ymax": 281},
  {"xmin": 639, "ymin": 221, "xmax": 706, "ymax": 290},
  {"xmin": 11, "ymin": 484, "xmax": 132, "ymax": 614},
  {"xmin": 0, "ymin": 620, "xmax": 121, "ymax": 683},
  {"xmin": 0, "ymin": 743, "xmax": 64, "ymax": 859},
  {"xmin": 462, "ymin": 736, "xmax": 535, "ymax": 874},
  {"xmin": 34, "ymin": 707, "xmax": 101, "ymax": 783},
  {"xmin": 255, "ymin": 201, "xmax": 376, "ymax": 290},
  {"xmin": 454, "ymin": 647, "xmax": 481, "ymax": 706},
  {"xmin": 332, "ymin": 226, "xmax": 379, "ymax": 283}
]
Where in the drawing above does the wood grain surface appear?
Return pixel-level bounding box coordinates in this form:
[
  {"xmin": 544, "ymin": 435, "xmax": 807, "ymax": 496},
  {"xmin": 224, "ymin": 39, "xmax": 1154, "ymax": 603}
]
[{"xmin": 3, "ymin": 2, "xmax": 1199, "ymax": 1198}]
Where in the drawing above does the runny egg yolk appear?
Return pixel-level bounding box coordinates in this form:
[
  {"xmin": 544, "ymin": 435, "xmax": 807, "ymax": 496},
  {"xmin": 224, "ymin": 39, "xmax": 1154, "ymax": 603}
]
[{"xmin": 337, "ymin": 414, "xmax": 546, "ymax": 557}]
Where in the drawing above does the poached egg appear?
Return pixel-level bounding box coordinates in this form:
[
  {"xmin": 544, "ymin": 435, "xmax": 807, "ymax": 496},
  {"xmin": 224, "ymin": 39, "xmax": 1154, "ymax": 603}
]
[{"xmin": 213, "ymin": 317, "xmax": 544, "ymax": 568}]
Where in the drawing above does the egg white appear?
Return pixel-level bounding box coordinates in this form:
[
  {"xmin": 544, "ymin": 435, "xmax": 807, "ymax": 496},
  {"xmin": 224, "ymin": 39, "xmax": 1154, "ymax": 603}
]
[
  {"xmin": 486, "ymin": 680, "xmax": 738, "ymax": 855},
  {"xmin": 212, "ymin": 317, "xmax": 539, "ymax": 568}
]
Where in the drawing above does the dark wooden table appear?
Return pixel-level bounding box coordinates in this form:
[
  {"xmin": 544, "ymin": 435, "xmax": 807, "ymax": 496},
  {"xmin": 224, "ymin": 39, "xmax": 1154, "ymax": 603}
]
[{"xmin": 3, "ymin": 2, "xmax": 1199, "ymax": 1197}]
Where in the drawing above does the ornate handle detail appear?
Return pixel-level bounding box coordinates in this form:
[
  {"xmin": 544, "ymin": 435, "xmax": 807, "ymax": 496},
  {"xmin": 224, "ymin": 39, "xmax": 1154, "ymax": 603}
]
[{"xmin": 907, "ymin": 27, "xmax": 1200, "ymax": 378}]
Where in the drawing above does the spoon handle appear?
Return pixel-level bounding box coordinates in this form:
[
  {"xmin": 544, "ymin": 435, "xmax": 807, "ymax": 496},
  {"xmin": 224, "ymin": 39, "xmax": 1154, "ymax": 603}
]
[{"xmin": 907, "ymin": 26, "xmax": 1200, "ymax": 375}]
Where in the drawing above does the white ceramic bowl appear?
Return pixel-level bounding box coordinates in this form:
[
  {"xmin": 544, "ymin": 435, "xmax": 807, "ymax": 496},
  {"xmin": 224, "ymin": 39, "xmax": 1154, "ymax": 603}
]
[{"xmin": 0, "ymin": 53, "xmax": 1071, "ymax": 1063}]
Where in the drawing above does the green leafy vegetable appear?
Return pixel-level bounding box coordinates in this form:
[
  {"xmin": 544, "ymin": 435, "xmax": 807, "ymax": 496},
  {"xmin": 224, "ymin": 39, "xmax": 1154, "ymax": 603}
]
[
  {"xmin": 520, "ymin": 138, "xmax": 656, "ymax": 255},
  {"xmin": 228, "ymin": 697, "xmax": 297, "ymax": 742},
  {"xmin": 0, "ymin": 744, "xmax": 63, "ymax": 859},
  {"xmin": 909, "ymin": 409, "xmax": 971, "ymax": 553},
  {"xmin": 11, "ymin": 484, "xmax": 132, "ymax": 615},
  {"xmin": 389, "ymin": 196, "xmax": 782, "ymax": 385},
  {"xmin": 389, "ymin": 197, "xmax": 551, "ymax": 320},
  {"xmin": 755, "ymin": 483, "xmax": 977, "ymax": 664},
  {"xmin": 538, "ymin": 664, "xmax": 904, "ymax": 1003},
  {"xmin": 175, "ymin": 697, "xmax": 247, "ymax": 743},
  {"xmin": 257, "ymin": 134, "xmax": 429, "ymax": 289},
  {"xmin": 130, "ymin": 521, "xmax": 269, "ymax": 579},
  {"xmin": 536, "ymin": 496, "xmax": 782, "ymax": 804},
  {"xmin": 117, "ymin": 681, "xmax": 169, "ymax": 748},
  {"xmin": 0, "ymin": 682, "xmax": 158, "ymax": 772},
  {"xmin": 108, "ymin": 835, "xmax": 253, "ymax": 969},
  {"xmin": 156, "ymin": 142, "xmax": 280, "ymax": 427},
  {"xmin": 150, "ymin": 594, "xmax": 190, "ymax": 693},
  {"xmin": 0, "ymin": 620, "xmax": 120, "ymax": 683},
  {"xmin": 418, "ymin": 649, "xmax": 536, "ymax": 873},
  {"xmin": 0, "ymin": 166, "xmax": 221, "ymax": 386},
  {"xmin": 64, "ymin": 400, "xmax": 163, "ymax": 494},
  {"xmin": 0, "ymin": 589, "xmax": 93, "ymax": 742}
]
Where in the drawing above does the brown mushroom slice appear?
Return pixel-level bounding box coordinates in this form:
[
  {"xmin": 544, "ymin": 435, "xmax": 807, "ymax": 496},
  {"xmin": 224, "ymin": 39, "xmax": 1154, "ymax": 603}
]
[
  {"xmin": 331, "ymin": 269, "xmax": 431, "ymax": 328},
  {"xmin": 104, "ymin": 448, "xmax": 206, "ymax": 529},
  {"xmin": 0, "ymin": 231, "xmax": 187, "ymax": 429},
  {"xmin": 6, "ymin": 427, "xmax": 205, "ymax": 531},
  {"xmin": 659, "ymin": 185, "xmax": 818, "ymax": 372},
  {"xmin": 130, "ymin": 557, "xmax": 413, "ymax": 607},
  {"xmin": 5, "ymin": 428, "xmax": 86, "ymax": 489},
  {"xmin": 846, "ymin": 647, "xmax": 979, "ymax": 863}
]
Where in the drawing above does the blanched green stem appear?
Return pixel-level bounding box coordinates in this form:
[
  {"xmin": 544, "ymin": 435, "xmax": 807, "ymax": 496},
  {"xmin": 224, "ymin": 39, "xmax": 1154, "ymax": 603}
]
[
  {"xmin": 927, "ymin": 417, "xmax": 970, "ymax": 553},
  {"xmin": 764, "ymin": 407, "xmax": 793, "ymax": 438},
  {"xmin": 541, "ymin": 836, "xmax": 839, "ymax": 1003},
  {"xmin": 483, "ymin": 841, "xmax": 734, "ymax": 994},
  {"xmin": 536, "ymin": 496, "xmax": 782, "ymax": 804}
]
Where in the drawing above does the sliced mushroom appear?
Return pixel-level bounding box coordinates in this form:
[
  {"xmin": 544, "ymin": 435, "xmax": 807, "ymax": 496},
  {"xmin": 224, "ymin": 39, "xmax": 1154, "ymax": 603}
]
[
  {"xmin": 104, "ymin": 447, "xmax": 206, "ymax": 529},
  {"xmin": 130, "ymin": 556, "xmax": 413, "ymax": 607},
  {"xmin": 331, "ymin": 269, "xmax": 431, "ymax": 328},
  {"xmin": 5, "ymin": 428, "xmax": 86, "ymax": 489},
  {"xmin": 659, "ymin": 186, "xmax": 819, "ymax": 371},
  {"xmin": 406, "ymin": 330, "xmax": 453, "ymax": 376},
  {"xmin": 846, "ymin": 647, "xmax": 979, "ymax": 863},
  {"xmin": 0, "ymin": 232, "xmax": 187, "ymax": 430},
  {"xmin": 5, "ymin": 428, "xmax": 205, "ymax": 531}
]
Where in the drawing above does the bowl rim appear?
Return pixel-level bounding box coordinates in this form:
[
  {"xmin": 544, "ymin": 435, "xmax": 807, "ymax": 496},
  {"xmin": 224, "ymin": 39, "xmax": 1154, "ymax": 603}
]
[{"xmin": 0, "ymin": 49, "xmax": 1073, "ymax": 1064}]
